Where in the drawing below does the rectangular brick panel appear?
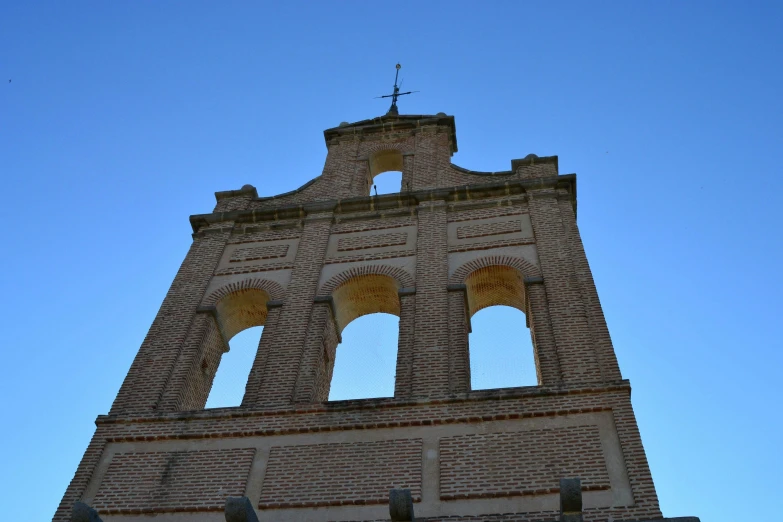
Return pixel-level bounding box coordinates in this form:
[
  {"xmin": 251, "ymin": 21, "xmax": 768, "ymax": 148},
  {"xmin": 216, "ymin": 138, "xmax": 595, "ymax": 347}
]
[
  {"xmin": 337, "ymin": 231, "xmax": 408, "ymax": 251},
  {"xmin": 456, "ymin": 219, "xmax": 522, "ymax": 239},
  {"xmin": 229, "ymin": 244, "xmax": 289, "ymax": 262},
  {"xmin": 92, "ymin": 448, "xmax": 255, "ymax": 514},
  {"xmin": 259, "ymin": 439, "xmax": 422, "ymax": 508},
  {"xmin": 439, "ymin": 426, "xmax": 610, "ymax": 500}
]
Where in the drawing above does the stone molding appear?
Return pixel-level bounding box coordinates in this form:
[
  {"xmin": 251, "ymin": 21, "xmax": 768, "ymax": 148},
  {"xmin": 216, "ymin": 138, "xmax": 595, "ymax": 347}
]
[{"xmin": 191, "ymin": 176, "xmax": 577, "ymax": 234}]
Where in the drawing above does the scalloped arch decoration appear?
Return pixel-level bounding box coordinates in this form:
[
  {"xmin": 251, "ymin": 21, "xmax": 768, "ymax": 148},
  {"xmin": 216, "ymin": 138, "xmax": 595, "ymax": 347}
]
[
  {"xmin": 203, "ymin": 277, "xmax": 286, "ymax": 306},
  {"xmin": 319, "ymin": 264, "xmax": 415, "ymax": 294},
  {"xmin": 449, "ymin": 254, "xmax": 541, "ymax": 285}
]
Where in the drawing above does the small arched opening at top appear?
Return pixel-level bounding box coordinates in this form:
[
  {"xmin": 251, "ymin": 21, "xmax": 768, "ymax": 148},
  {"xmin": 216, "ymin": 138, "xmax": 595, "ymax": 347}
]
[
  {"xmin": 463, "ymin": 265, "xmax": 539, "ymax": 390},
  {"xmin": 368, "ymin": 149, "xmax": 404, "ymax": 195},
  {"xmin": 326, "ymin": 274, "xmax": 401, "ymax": 400},
  {"xmin": 203, "ymin": 288, "xmax": 270, "ymax": 408}
]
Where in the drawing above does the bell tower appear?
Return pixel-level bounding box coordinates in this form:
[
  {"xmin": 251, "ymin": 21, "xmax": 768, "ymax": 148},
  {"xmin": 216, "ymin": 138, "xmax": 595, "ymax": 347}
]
[{"xmin": 57, "ymin": 110, "xmax": 700, "ymax": 522}]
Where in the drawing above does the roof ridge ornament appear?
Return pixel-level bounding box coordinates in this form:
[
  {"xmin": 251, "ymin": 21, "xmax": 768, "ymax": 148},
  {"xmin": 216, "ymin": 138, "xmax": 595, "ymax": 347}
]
[{"xmin": 375, "ymin": 63, "xmax": 418, "ymax": 116}]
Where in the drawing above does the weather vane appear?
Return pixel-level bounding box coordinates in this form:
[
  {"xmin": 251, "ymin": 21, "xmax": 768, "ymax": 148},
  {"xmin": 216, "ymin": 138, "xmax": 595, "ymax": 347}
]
[{"xmin": 376, "ymin": 63, "xmax": 418, "ymax": 115}]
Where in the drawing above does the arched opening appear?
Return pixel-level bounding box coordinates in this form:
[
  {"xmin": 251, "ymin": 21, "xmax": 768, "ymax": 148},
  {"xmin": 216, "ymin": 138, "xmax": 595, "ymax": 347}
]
[
  {"xmin": 204, "ymin": 288, "xmax": 271, "ymax": 408},
  {"xmin": 469, "ymin": 306, "xmax": 537, "ymax": 389},
  {"xmin": 464, "ymin": 265, "xmax": 539, "ymax": 390},
  {"xmin": 327, "ymin": 274, "xmax": 401, "ymax": 400},
  {"xmin": 368, "ymin": 149, "xmax": 405, "ymax": 195},
  {"xmin": 328, "ymin": 313, "xmax": 399, "ymax": 400},
  {"xmin": 373, "ymin": 171, "xmax": 403, "ymax": 195},
  {"xmin": 205, "ymin": 326, "xmax": 263, "ymax": 408}
]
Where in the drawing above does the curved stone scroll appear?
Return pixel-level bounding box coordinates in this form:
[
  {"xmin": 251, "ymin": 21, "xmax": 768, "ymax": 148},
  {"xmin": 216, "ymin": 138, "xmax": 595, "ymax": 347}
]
[
  {"xmin": 225, "ymin": 496, "xmax": 259, "ymax": 522},
  {"xmin": 389, "ymin": 488, "xmax": 415, "ymax": 521}
]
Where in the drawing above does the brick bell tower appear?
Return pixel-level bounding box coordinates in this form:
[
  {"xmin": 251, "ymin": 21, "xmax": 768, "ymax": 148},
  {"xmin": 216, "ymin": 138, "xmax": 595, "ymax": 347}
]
[{"xmin": 57, "ymin": 110, "xmax": 700, "ymax": 522}]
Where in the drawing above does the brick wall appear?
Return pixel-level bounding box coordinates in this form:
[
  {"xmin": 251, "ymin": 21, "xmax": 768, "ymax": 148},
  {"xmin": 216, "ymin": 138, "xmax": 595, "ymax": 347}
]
[
  {"xmin": 110, "ymin": 224, "xmax": 232, "ymax": 414},
  {"xmin": 254, "ymin": 213, "xmax": 332, "ymax": 407},
  {"xmin": 412, "ymin": 200, "xmax": 451, "ymax": 397},
  {"xmin": 259, "ymin": 439, "xmax": 422, "ymax": 508},
  {"xmin": 440, "ymin": 427, "xmax": 610, "ymax": 500},
  {"xmin": 56, "ymin": 113, "xmax": 666, "ymax": 522},
  {"xmin": 92, "ymin": 448, "xmax": 255, "ymax": 514}
]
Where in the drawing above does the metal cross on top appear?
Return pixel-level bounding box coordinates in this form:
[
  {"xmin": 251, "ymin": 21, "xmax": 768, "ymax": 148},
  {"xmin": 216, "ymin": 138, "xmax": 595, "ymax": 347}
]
[{"xmin": 376, "ymin": 63, "xmax": 418, "ymax": 115}]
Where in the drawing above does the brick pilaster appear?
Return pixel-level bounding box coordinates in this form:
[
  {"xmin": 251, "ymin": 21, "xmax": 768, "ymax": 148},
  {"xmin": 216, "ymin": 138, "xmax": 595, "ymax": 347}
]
[
  {"xmin": 241, "ymin": 304, "xmax": 282, "ymax": 407},
  {"xmin": 394, "ymin": 292, "xmax": 416, "ymax": 399},
  {"xmin": 558, "ymin": 197, "xmax": 622, "ymax": 381},
  {"xmin": 53, "ymin": 428, "xmax": 108, "ymax": 521},
  {"xmin": 252, "ymin": 213, "xmax": 332, "ymax": 407},
  {"xmin": 448, "ymin": 288, "xmax": 471, "ymax": 393},
  {"xmin": 411, "ymin": 132, "xmax": 451, "ymax": 190},
  {"xmin": 293, "ymin": 301, "xmax": 335, "ymax": 403},
  {"xmin": 159, "ymin": 311, "xmax": 227, "ymax": 411},
  {"xmin": 411, "ymin": 200, "xmax": 450, "ymax": 397},
  {"xmin": 110, "ymin": 226, "xmax": 232, "ymax": 414},
  {"xmin": 524, "ymin": 279, "xmax": 562, "ymax": 386},
  {"xmin": 527, "ymin": 189, "xmax": 602, "ymax": 384}
]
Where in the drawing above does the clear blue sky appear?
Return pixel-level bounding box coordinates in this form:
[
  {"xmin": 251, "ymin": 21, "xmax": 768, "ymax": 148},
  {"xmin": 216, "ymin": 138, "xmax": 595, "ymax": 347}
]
[{"xmin": 2, "ymin": 2, "xmax": 781, "ymax": 521}]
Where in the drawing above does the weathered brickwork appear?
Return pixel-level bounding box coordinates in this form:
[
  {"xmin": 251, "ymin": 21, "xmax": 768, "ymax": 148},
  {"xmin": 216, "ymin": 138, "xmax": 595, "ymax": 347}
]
[
  {"xmin": 337, "ymin": 231, "xmax": 408, "ymax": 251},
  {"xmin": 440, "ymin": 427, "xmax": 610, "ymax": 500},
  {"xmin": 260, "ymin": 439, "xmax": 422, "ymax": 508},
  {"xmin": 230, "ymin": 243, "xmax": 290, "ymax": 262},
  {"xmin": 456, "ymin": 219, "xmax": 522, "ymax": 239},
  {"xmin": 226, "ymin": 224, "xmax": 302, "ymax": 244},
  {"xmin": 55, "ymin": 112, "xmax": 687, "ymax": 522},
  {"xmin": 92, "ymin": 448, "xmax": 255, "ymax": 514}
]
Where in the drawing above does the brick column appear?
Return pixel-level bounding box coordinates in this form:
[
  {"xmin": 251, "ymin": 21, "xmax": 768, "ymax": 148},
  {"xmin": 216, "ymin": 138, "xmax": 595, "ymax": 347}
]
[
  {"xmin": 400, "ymin": 154, "xmax": 415, "ymax": 193},
  {"xmin": 252, "ymin": 212, "xmax": 332, "ymax": 407},
  {"xmin": 558, "ymin": 197, "xmax": 622, "ymax": 381},
  {"xmin": 53, "ymin": 428, "xmax": 108, "ymax": 521},
  {"xmin": 394, "ymin": 291, "xmax": 416, "ymax": 399},
  {"xmin": 411, "ymin": 200, "xmax": 450, "ymax": 397},
  {"xmin": 411, "ymin": 131, "xmax": 451, "ymax": 190},
  {"xmin": 158, "ymin": 310, "xmax": 228, "ymax": 411},
  {"xmin": 110, "ymin": 225, "xmax": 232, "ymax": 414},
  {"xmin": 523, "ymin": 277, "xmax": 562, "ymax": 385},
  {"xmin": 241, "ymin": 301, "xmax": 282, "ymax": 407},
  {"xmin": 293, "ymin": 300, "xmax": 337, "ymax": 403},
  {"xmin": 527, "ymin": 189, "xmax": 603, "ymax": 384},
  {"xmin": 447, "ymin": 286, "xmax": 471, "ymax": 393},
  {"xmin": 606, "ymin": 390, "xmax": 663, "ymax": 521}
]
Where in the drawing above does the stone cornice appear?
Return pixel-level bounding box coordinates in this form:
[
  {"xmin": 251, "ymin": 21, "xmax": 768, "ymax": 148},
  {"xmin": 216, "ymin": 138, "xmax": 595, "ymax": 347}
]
[
  {"xmin": 323, "ymin": 113, "xmax": 458, "ymax": 153},
  {"xmin": 191, "ymin": 174, "xmax": 577, "ymax": 234},
  {"xmin": 215, "ymin": 184, "xmax": 258, "ymax": 201},
  {"xmin": 451, "ymin": 154, "xmax": 560, "ymax": 177},
  {"xmin": 95, "ymin": 379, "xmax": 632, "ymax": 427}
]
